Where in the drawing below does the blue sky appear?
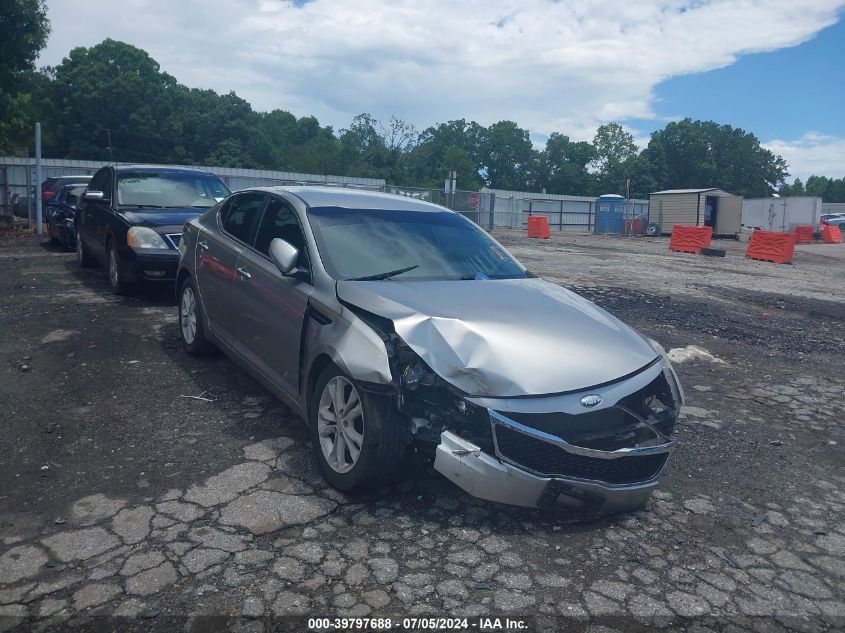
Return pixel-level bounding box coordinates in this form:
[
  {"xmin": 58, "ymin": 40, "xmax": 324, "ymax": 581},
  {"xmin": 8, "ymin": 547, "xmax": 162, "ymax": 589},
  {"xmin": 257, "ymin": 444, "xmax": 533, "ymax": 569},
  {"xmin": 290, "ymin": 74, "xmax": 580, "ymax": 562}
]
[
  {"xmin": 626, "ymin": 18, "xmax": 845, "ymax": 142},
  {"xmin": 39, "ymin": 1, "xmax": 845, "ymax": 180}
]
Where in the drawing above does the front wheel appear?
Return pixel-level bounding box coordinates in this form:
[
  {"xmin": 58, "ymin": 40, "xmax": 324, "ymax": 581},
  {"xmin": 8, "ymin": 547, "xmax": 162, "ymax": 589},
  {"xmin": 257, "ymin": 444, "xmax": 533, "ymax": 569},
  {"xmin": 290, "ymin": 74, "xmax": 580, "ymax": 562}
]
[
  {"xmin": 309, "ymin": 366, "xmax": 409, "ymax": 491},
  {"xmin": 107, "ymin": 241, "xmax": 133, "ymax": 295}
]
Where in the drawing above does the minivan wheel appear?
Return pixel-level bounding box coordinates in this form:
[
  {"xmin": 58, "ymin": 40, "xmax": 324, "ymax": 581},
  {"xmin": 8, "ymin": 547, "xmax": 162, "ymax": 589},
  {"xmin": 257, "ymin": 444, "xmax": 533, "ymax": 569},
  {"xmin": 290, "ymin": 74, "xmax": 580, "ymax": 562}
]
[
  {"xmin": 47, "ymin": 223, "xmax": 61, "ymax": 247},
  {"xmin": 309, "ymin": 365, "xmax": 409, "ymax": 491},
  {"xmin": 107, "ymin": 242, "xmax": 132, "ymax": 295},
  {"xmin": 178, "ymin": 277, "xmax": 215, "ymax": 355},
  {"xmin": 76, "ymin": 230, "xmax": 96, "ymax": 268}
]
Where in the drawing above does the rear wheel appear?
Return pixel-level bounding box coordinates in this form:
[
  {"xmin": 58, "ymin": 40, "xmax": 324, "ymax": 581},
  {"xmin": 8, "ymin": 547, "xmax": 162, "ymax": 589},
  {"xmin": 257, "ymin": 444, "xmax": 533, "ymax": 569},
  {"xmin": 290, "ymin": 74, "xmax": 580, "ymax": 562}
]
[
  {"xmin": 47, "ymin": 221, "xmax": 61, "ymax": 247},
  {"xmin": 309, "ymin": 365, "xmax": 409, "ymax": 491},
  {"xmin": 178, "ymin": 277, "xmax": 215, "ymax": 355},
  {"xmin": 76, "ymin": 230, "xmax": 96, "ymax": 268}
]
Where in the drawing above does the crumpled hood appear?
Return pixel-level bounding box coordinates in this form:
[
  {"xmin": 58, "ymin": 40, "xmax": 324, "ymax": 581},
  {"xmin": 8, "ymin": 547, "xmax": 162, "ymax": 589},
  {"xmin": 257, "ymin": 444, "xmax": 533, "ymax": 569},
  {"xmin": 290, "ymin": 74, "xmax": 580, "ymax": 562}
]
[
  {"xmin": 336, "ymin": 277, "xmax": 658, "ymax": 397},
  {"xmin": 118, "ymin": 208, "xmax": 203, "ymax": 229}
]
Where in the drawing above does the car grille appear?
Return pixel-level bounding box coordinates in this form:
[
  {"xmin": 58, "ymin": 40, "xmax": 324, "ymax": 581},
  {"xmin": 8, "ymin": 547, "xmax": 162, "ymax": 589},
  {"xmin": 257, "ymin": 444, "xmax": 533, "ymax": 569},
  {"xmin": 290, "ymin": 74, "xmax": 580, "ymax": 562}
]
[
  {"xmin": 494, "ymin": 425, "xmax": 668, "ymax": 485},
  {"xmin": 165, "ymin": 234, "xmax": 182, "ymax": 249}
]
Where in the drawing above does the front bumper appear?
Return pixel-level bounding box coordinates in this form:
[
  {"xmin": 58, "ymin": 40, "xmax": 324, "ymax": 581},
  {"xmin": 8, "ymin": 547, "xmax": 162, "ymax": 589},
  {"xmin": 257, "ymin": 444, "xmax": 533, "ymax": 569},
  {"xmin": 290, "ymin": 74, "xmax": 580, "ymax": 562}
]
[
  {"xmin": 434, "ymin": 430, "xmax": 664, "ymax": 513},
  {"xmin": 123, "ymin": 251, "xmax": 179, "ymax": 282}
]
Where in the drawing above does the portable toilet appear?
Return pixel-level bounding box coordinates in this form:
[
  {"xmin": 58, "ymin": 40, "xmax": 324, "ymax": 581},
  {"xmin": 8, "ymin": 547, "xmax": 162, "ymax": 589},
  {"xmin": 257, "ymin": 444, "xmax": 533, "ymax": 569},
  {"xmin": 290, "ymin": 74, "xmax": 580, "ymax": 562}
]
[{"xmin": 595, "ymin": 194, "xmax": 626, "ymax": 233}]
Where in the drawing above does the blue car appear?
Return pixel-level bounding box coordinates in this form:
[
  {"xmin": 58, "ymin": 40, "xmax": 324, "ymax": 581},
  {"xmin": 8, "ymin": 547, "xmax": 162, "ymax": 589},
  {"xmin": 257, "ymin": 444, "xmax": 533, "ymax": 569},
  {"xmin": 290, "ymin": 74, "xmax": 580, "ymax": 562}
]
[{"xmin": 47, "ymin": 183, "xmax": 88, "ymax": 250}]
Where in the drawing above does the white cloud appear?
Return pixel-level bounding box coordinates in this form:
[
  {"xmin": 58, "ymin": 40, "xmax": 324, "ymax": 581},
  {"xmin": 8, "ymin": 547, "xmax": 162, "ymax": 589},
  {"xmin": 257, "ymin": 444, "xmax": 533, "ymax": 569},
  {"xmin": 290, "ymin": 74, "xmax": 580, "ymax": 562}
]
[
  {"xmin": 38, "ymin": 0, "xmax": 843, "ymax": 142},
  {"xmin": 765, "ymin": 133, "xmax": 845, "ymax": 181}
]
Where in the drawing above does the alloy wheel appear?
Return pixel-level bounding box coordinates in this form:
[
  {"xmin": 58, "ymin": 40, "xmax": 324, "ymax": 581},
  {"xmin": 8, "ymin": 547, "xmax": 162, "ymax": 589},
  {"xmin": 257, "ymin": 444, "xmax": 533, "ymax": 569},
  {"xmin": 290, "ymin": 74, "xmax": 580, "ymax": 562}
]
[
  {"xmin": 180, "ymin": 286, "xmax": 197, "ymax": 345},
  {"xmin": 317, "ymin": 376, "xmax": 364, "ymax": 473}
]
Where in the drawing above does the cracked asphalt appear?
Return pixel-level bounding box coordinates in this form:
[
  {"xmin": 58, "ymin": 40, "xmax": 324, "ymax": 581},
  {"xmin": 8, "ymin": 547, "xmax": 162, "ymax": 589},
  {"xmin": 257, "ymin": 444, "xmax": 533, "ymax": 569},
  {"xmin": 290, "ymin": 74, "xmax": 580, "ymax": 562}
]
[{"xmin": 0, "ymin": 229, "xmax": 843, "ymax": 632}]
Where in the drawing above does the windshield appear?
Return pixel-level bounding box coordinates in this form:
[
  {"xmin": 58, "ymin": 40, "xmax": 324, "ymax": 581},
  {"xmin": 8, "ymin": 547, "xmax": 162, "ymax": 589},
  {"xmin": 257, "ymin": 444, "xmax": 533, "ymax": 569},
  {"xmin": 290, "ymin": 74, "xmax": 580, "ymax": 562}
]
[
  {"xmin": 116, "ymin": 172, "xmax": 230, "ymax": 209},
  {"xmin": 307, "ymin": 206, "xmax": 527, "ymax": 281}
]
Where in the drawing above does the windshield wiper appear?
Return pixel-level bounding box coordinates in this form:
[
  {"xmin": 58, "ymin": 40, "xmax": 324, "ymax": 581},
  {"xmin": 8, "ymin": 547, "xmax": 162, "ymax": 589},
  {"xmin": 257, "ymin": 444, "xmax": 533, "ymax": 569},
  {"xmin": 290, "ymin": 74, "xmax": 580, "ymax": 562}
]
[{"xmin": 348, "ymin": 265, "xmax": 418, "ymax": 281}]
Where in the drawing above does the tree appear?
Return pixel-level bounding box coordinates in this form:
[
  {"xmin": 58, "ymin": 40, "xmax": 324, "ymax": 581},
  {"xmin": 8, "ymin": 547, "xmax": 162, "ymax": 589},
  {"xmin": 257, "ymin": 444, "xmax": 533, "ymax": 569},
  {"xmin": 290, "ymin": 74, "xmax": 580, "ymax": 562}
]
[
  {"xmin": 534, "ymin": 133, "xmax": 595, "ymax": 195},
  {"xmin": 779, "ymin": 178, "xmax": 805, "ymax": 197},
  {"xmin": 645, "ymin": 119, "xmax": 787, "ymax": 197},
  {"xmin": 409, "ymin": 119, "xmax": 484, "ymax": 188},
  {"xmin": 0, "ymin": 0, "xmax": 50, "ymax": 151},
  {"xmin": 592, "ymin": 123, "xmax": 642, "ymax": 195},
  {"xmin": 478, "ymin": 121, "xmax": 535, "ymax": 190},
  {"xmin": 49, "ymin": 39, "xmax": 184, "ymax": 161}
]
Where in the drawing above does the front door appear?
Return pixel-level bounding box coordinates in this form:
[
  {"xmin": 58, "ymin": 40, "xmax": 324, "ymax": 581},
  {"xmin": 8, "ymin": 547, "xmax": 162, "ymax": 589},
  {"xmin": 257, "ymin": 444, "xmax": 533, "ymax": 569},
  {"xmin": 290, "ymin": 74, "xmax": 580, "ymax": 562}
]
[
  {"xmin": 232, "ymin": 196, "xmax": 313, "ymax": 396},
  {"xmin": 195, "ymin": 192, "xmax": 266, "ymax": 346},
  {"xmin": 79, "ymin": 167, "xmax": 113, "ymax": 261}
]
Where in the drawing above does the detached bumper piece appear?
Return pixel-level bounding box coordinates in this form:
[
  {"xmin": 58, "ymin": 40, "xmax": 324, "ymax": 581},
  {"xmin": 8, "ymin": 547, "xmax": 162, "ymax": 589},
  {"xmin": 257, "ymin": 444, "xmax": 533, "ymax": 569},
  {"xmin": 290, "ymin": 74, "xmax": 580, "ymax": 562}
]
[{"xmin": 434, "ymin": 404, "xmax": 674, "ymax": 513}]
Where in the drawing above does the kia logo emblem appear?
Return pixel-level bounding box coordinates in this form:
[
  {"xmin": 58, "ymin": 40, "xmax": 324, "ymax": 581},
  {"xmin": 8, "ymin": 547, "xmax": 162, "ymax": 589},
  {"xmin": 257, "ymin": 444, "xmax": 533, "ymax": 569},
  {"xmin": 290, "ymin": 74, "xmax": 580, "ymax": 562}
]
[{"xmin": 580, "ymin": 394, "xmax": 603, "ymax": 408}]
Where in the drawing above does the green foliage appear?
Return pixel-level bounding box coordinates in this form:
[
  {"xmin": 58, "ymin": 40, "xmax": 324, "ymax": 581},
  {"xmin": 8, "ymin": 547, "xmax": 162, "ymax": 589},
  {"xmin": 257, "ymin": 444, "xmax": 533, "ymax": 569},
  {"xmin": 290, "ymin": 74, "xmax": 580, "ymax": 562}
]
[
  {"xmin": 780, "ymin": 175, "xmax": 845, "ymax": 202},
  {"xmin": 645, "ymin": 119, "xmax": 788, "ymax": 197},
  {"xmin": 2, "ymin": 37, "xmax": 811, "ymax": 200},
  {"xmin": 477, "ymin": 121, "xmax": 535, "ymax": 190},
  {"xmin": 0, "ymin": 0, "xmax": 50, "ymax": 151}
]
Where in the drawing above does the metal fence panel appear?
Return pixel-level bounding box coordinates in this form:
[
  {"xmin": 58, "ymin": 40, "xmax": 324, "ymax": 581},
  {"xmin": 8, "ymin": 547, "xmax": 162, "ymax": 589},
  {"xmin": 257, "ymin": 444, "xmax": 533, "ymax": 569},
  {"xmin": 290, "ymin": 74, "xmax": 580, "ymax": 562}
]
[{"xmin": 0, "ymin": 156, "xmax": 386, "ymax": 218}]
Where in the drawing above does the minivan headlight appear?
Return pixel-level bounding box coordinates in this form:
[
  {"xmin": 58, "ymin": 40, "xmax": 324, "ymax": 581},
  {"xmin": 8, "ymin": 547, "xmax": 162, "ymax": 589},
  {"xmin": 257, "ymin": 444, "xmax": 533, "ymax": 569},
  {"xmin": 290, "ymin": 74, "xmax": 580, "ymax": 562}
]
[{"xmin": 127, "ymin": 227, "xmax": 168, "ymax": 250}]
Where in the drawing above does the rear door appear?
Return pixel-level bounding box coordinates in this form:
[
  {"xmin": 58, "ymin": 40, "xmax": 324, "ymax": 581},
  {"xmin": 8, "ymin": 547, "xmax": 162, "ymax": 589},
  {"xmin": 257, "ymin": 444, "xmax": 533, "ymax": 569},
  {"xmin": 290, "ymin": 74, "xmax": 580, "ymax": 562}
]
[
  {"xmin": 232, "ymin": 196, "xmax": 313, "ymax": 396},
  {"xmin": 195, "ymin": 192, "xmax": 267, "ymax": 347}
]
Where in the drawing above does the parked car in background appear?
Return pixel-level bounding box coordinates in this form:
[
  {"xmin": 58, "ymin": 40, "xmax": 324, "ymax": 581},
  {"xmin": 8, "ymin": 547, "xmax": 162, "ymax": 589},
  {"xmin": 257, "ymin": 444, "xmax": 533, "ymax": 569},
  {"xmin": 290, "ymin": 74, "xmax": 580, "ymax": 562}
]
[
  {"xmin": 47, "ymin": 183, "xmax": 88, "ymax": 249},
  {"xmin": 12, "ymin": 175, "xmax": 92, "ymax": 218},
  {"xmin": 175, "ymin": 187, "xmax": 683, "ymax": 512},
  {"xmin": 76, "ymin": 165, "xmax": 230, "ymax": 294},
  {"xmin": 820, "ymin": 213, "xmax": 845, "ymax": 230},
  {"xmin": 41, "ymin": 175, "xmax": 92, "ymax": 208}
]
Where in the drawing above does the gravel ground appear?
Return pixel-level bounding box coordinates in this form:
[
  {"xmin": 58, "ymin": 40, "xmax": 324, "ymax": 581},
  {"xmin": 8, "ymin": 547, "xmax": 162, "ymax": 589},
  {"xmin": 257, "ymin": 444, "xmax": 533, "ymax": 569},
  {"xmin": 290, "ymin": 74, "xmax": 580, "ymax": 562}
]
[{"xmin": 0, "ymin": 229, "xmax": 843, "ymax": 632}]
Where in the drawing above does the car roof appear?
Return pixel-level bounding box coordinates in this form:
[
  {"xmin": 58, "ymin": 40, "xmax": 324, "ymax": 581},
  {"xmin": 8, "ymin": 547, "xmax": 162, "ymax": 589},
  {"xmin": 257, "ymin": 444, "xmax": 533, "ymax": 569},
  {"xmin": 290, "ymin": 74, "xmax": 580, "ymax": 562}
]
[
  {"xmin": 113, "ymin": 164, "xmax": 216, "ymax": 176},
  {"xmin": 248, "ymin": 185, "xmax": 451, "ymax": 213}
]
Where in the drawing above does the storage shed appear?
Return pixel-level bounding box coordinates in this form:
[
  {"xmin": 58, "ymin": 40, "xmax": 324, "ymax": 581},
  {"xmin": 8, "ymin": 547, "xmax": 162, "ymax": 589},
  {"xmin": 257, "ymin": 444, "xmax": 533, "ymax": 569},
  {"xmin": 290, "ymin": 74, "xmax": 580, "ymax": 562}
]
[{"xmin": 648, "ymin": 188, "xmax": 743, "ymax": 236}]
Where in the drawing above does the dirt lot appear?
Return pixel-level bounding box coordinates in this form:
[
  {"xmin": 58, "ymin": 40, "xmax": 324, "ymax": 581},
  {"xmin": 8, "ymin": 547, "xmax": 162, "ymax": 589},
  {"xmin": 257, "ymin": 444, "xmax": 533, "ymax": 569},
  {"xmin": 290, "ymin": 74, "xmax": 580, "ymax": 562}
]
[{"xmin": 0, "ymin": 228, "xmax": 843, "ymax": 632}]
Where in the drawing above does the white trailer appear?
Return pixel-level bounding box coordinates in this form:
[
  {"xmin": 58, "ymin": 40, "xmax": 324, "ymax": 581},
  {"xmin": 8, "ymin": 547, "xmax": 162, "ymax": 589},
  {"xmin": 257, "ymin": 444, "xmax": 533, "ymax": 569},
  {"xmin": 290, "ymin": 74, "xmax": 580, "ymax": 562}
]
[{"xmin": 742, "ymin": 197, "xmax": 822, "ymax": 231}]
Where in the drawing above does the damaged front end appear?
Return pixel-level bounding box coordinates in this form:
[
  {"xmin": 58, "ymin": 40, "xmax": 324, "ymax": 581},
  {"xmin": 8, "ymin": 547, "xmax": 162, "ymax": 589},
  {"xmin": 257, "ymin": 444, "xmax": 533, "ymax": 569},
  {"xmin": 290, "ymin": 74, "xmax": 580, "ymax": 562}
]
[
  {"xmin": 435, "ymin": 361, "xmax": 681, "ymax": 513},
  {"xmin": 343, "ymin": 300, "xmax": 681, "ymax": 513}
]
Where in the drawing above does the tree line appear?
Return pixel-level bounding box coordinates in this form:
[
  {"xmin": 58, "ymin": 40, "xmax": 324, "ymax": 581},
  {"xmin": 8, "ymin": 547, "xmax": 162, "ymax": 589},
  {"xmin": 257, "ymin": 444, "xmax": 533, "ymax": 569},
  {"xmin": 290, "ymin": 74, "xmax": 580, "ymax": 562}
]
[{"xmin": 2, "ymin": 2, "xmax": 842, "ymax": 201}]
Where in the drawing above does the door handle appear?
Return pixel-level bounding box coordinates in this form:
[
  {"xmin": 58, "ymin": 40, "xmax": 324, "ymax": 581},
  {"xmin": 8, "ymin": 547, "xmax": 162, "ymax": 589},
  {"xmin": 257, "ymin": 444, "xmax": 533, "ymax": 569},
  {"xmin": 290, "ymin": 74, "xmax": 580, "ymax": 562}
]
[
  {"xmin": 237, "ymin": 266, "xmax": 252, "ymax": 280},
  {"xmin": 197, "ymin": 240, "xmax": 209, "ymax": 251}
]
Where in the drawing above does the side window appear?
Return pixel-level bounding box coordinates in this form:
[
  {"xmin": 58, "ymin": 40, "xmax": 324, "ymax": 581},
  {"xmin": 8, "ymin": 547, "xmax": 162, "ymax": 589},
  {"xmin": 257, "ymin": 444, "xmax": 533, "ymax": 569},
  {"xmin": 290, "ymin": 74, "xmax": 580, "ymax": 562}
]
[
  {"xmin": 220, "ymin": 193, "xmax": 266, "ymax": 244},
  {"xmin": 89, "ymin": 169, "xmax": 109, "ymax": 196},
  {"xmin": 254, "ymin": 198, "xmax": 310, "ymax": 271}
]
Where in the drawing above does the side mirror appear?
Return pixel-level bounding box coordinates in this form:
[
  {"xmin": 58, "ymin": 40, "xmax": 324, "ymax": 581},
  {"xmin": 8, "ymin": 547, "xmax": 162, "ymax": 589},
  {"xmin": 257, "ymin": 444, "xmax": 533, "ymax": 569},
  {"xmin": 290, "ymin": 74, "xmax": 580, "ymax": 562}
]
[
  {"xmin": 83, "ymin": 191, "xmax": 105, "ymax": 201},
  {"xmin": 269, "ymin": 238, "xmax": 299, "ymax": 275}
]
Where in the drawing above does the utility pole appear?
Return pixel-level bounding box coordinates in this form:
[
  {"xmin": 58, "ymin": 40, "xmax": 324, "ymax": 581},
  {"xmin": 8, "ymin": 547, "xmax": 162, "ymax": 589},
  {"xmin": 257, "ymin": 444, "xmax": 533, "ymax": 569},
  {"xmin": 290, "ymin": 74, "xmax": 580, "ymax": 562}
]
[{"xmin": 35, "ymin": 122, "xmax": 43, "ymax": 236}]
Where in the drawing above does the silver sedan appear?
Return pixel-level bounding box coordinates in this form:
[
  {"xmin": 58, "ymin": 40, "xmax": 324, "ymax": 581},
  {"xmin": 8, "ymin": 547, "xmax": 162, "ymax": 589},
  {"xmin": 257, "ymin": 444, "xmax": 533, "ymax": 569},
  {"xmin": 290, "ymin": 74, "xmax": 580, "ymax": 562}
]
[{"xmin": 175, "ymin": 187, "xmax": 683, "ymax": 512}]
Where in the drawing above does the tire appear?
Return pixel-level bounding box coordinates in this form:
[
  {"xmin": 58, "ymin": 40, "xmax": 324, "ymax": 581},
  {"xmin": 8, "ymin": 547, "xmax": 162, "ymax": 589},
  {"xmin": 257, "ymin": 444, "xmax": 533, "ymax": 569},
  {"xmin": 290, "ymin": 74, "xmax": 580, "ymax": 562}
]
[
  {"xmin": 178, "ymin": 277, "xmax": 215, "ymax": 355},
  {"xmin": 47, "ymin": 222, "xmax": 62, "ymax": 248},
  {"xmin": 646, "ymin": 223, "xmax": 660, "ymax": 237},
  {"xmin": 107, "ymin": 241, "xmax": 133, "ymax": 295},
  {"xmin": 76, "ymin": 229, "xmax": 96, "ymax": 268},
  {"xmin": 309, "ymin": 365, "xmax": 409, "ymax": 491}
]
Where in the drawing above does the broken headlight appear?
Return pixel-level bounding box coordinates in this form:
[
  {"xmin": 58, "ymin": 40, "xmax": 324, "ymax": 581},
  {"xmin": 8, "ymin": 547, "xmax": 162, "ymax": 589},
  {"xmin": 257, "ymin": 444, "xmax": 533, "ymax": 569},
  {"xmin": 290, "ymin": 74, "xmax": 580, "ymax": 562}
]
[
  {"xmin": 646, "ymin": 337, "xmax": 685, "ymax": 406},
  {"xmin": 391, "ymin": 339, "xmax": 492, "ymax": 449}
]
